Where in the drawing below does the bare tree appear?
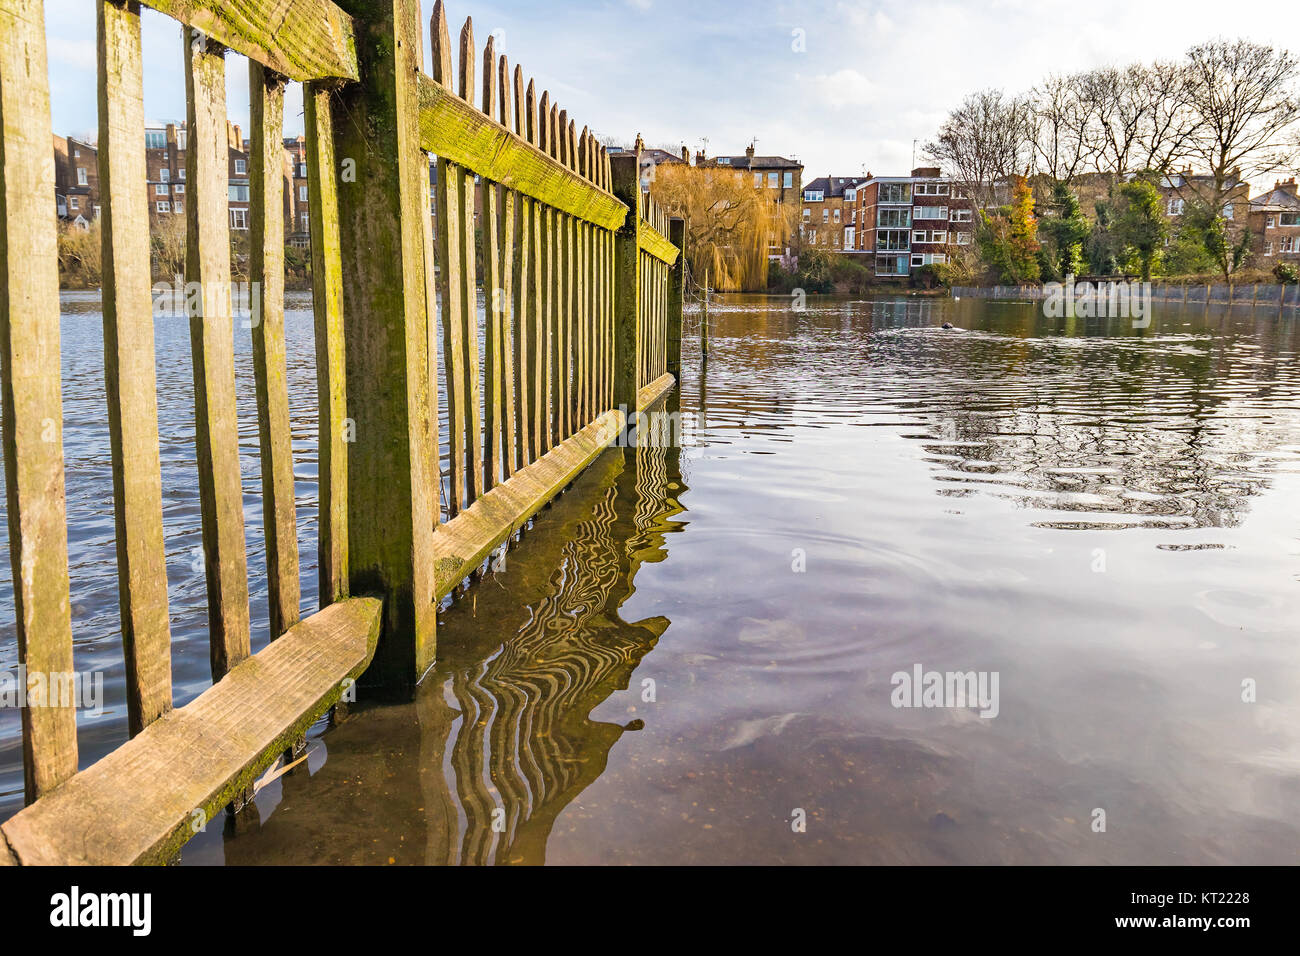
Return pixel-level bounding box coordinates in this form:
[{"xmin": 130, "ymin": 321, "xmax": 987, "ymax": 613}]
[
  {"xmin": 1182, "ymin": 38, "xmax": 1300, "ymax": 206},
  {"xmin": 925, "ymin": 89, "xmax": 1034, "ymax": 206},
  {"xmin": 1134, "ymin": 59, "xmax": 1201, "ymax": 173},
  {"xmin": 1030, "ymin": 73, "xmax": 1097, "ymax": 186}
]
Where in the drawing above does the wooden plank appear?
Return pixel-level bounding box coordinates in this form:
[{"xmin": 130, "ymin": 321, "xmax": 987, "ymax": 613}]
[
  {"xmin": 142, "ymin": 0, "xmax": 357, "ymax": 82},
  {"xmin": 637, "ymin": 371, "xmax": 676, "ymax": 412},
  {"xmin": 431, "ymin": 410, "xmax": 625, "ymax": 599},
  {"xmin": 416, "ymin": 75, "xmax": 625, "ymax": 231},
  {"xmin": 97, "ymin": 0, "xmax": 172, "ymax": 737},
  {"xmin": 526, "ymin": 81, "xmax": 545, "ymax": 463},
  {"xmin": 512, "ymin": 67, "xmax": 532, "ymax": 468},
  {"xmin": 249, "ymin": 61, "xmax": 300, "ymax": 638},
  {"xmin": 304, "ymin": 81, "xmax": 348, "ymax": 606},
  {"xmin": 331, "ymin": 0, "xmax": 437, "ymax": 689},
  {"xmin": 480, "ymin": 36, "xmax": 503, "ymax": 492},
  {"xmin": 498, "ymin": 53, "xmax": 517, "ymax": 480},
  {"xmin": 418, "ymin": 147, "xmax": 440, "ymax": 529},
  {"xmin": 0, "ymin": 0, "xmax": 78, "ymax": 803},
  {"xmin": 457, "ymin": 15, "xmax": 483, "ymax": 506},
  {"xmin": 184, "ymin": 29, "xmax": 251, "ymax": 681},
  {"xmin": 638, "ymin": 221, "xmax": 679, "ymax": 266},
  {"xmin": 431, "ymin": 4, "xmax": 466, "ymax": 516},
  {"xmin": 548, "ymin": 102, "xmax": 563, "ymax": 447},
  {"xmin": 0, "ymin": 598, "xmax": 382, "ymax": 865}
]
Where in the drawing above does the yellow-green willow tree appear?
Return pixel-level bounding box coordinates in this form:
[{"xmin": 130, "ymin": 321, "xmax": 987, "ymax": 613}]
[{"xmin": 652, "ymin": 163, "xmax": 790, "ymax": 292}]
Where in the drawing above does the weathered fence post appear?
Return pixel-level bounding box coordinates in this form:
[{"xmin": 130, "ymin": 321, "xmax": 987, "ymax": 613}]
[
  {"xmin": 0, "ymin": 0, "xmax": 78, "ymax": 802},
  {"xmin": 330, "ymin": 0, "xmax": 437, "ymax": 693},
  {"xmin": 667, "ymin": 217, "xmax": 685, "ymax": 378},
  {"xmin": 611, "ymin": 146, "xmax": 642, "ymax": 418}
]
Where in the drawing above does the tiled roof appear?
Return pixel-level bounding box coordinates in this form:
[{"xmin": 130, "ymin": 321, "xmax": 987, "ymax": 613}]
[
  {"xmin": 802, "ymin": 176, "xmax": 864, "ymax": 197},
  {"xmin": 1250, "ymin": 187, "xmax": 1300, "ymax": 211},
  {"xmin": 713, "ymin": 154, "xmax": 801, "ymax": 170}
]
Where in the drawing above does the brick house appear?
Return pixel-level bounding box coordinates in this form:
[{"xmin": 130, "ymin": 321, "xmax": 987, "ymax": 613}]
[
  {"xmin": 853, "ymin": 167, "xmax": 975, "ymax": 278},
  {"xmin": 1249, "ymin": 178, "xmax": 1300, "ymax": 264},
  {"xmin": 1157, "ymin": 167, "xmax": 1251, "ymax": 225},
  {"xmin": 52, "ymin": 134, "xmax": 99, "ymax": 227},
  {"xmin": 799, "ymin": 175, "xmax": 864, "ymax": 252}
]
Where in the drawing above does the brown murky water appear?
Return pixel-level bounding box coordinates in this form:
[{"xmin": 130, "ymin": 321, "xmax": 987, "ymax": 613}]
[{"xmin": 4, "ymin": 293, "xmax": 1300, "ymax": 863}]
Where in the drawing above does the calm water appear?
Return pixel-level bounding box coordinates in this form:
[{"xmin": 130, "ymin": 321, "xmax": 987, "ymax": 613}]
[{"xmin": 3, "ymin": 292, "xmax": 1300, "ymax": 864}]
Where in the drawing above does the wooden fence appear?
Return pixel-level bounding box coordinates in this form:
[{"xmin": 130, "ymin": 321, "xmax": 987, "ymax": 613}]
[{"xmin": 0, "ymin": 0, "xmax": 681, "ymax": 864}]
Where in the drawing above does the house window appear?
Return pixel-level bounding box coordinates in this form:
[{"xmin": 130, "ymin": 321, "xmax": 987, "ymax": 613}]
[
  {"xmin": 145, "ymin": 130, "xmax": 166, "ymax": 149},
  {"xmin": 173, "ymin": 183, "xmax": 184, "ymax": 194},
  {"xmin": 833, "ymin": 208, "xmax": 840, "ymax": 221},
  {"xmin": 754, "ymin": 172, "xmax": 762, "ymax": 187},
  {"xmin": 876, "ymin": 229, "xmax": 909, "ymax": 251},
  {"xmin": 915, "ymin": 182, "xmax": 949, "ymax": 196},
  {"xmin": 1282, "ymin": 236, "xmax": 1298, "ymax": 253},
  {"xmin": 176, "ymin": 130, "xmax": 186, "ymax": 150},
  {"xmin": 879, "ymin": 182, "xmax": 911, "ymax": 203},
  {"xmin": 717, "ymin": 157, "xmax": 731, "ymax": 164},
  {"xmin": 1167, "ymin": 198, "xmax": 1184, "ymax": 216},
  {"xmin": 844, "ymin": 227, "xmax": 855, "ymax": 247},
  {"xmin": 878, "ymin": 208, "xmax": 911, "ymax": 228},
  {"xmin": 768, "ymin": 172, "xmax": 777, "ymax": 187},
  {"xmin": 804, "ymin": 190, "xmax": 824, "ymax": 202},
  {"xmin": 301, "ymin": 213, "xmax": 310, "ymax": 232},
  {"xmin": 160, "ymin": 168, "xmax": 170, "ymax": 182},
  {"xmin": 913, "ymin": 230, "xmax": 925, "ymax": 244},
  {"xmin": 299, "ymin": 185, "xmax": 308, "ymax": 202},
  {"xmin": 1268, "ymin": 216, "xmax": 1275, "ymax": 228},
  {"xmin": 1265, "ymin": 241, "xmax": 1274, "ymax": 255},
  {"xmin": 876, "ymin": 254, "xmax": 908, "ymax": 276},
  {"xmin": 154, "ymin": 183, "xmax": 168, "ymax": 195},
  {"xmin": 234, "ymin": 159, "xmax": 246, "ymax": 175},
  {"xmin": 172, "ymin": 201, "xmax": 183, "ymax": 214},
  {"xmin": 913, "ymin": 206, "xmax": 947, "ymax": 220},
  {"xmin": 802, "ymin": 208, "xmax": 810, "ymax": 220},
  {"xmin": 783, "ymin": 172, "xmax": 793, "ymax": 189},
  {"xmin": 68, "ymin": 196, "xmax": 78, "ymax": 211},
  {"xmin": 1222, "ymin": 203, "xmax": 1234, "ymax": 219},
  {"xmin": 956, "ymin": 232, "xmax": 971, "ymax": 245},
  {"xmin": 823, "ymin": 209, "xmax": 829, "ymax": 222},
  {"xmin": 1281, "ymin": 213, "xmax": 1300, "ymax": 226},
  {"xmin": 76, "ymin": 167, "xmax": 87, "ymax": 186},
  {"xmin": 297, "ymin": 163, "xmax": 307, "ymax": 178},
  {"xmin": 950, "ymin": 209, "xmax": 972, "ymax": 223},
  {"xmin": 833, "ymin": 234, "xmax": 839, "ymax": 246},
  {"xmin": 178, "ymin": 168, "xmax": 185, "ymax": 181},
  {"xmin": 230, "ymin": 208, "xmax": 248, "ymax": 230},
  {"xmin": 156, "ymin": 201, "xmax": 170, "ymax": 213},
  {"xmin": 808, "ymin": 230, "xmax": 816, "ymax": 244},
  {"xmin": 229, "ymin": 183, "xmax": 250, "ymax": 202},
  {"xmin": 73, "ymin": 147, "xmax": 80, "ymax": 158}
]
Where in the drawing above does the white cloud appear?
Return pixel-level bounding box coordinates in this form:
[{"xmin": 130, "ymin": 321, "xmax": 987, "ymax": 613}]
[{"xmin": 803, "ymin": 69, "xmax": 877, "ymax": 109}]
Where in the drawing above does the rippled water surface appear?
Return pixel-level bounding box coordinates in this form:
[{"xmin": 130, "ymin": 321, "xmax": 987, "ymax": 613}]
[{"xmin": 4, "ymin": 292, "xmax": 1299, "ymax": 863}]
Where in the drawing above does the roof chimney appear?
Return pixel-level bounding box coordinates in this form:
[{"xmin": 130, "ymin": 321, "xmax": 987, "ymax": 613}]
[
  {"xmin": 745, "ymin": 142, "xmax": 756, "ymax": 160},
  {"xmin": 681, "ymin": 145, "xmax": 689, "ymax": 163}
]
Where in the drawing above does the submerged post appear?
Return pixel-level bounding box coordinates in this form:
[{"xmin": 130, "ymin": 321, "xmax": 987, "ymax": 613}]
[
  {"xmin": 330, "ymin": 0, "xmax": 437, "ymax": 693},
  {"xmin": 611, "ymin": 146, "xmax": 642, "ymax": 416},
  {"xmin": 702, "ymin": 266, "xmax": 710, "ymax": 361},
  {"xmin": 667, "ymin": 217, "xmax": 685, "ymax": 378}
]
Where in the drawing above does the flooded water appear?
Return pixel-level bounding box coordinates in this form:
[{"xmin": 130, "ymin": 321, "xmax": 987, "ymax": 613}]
[{"xmin": 3, "ymin": 292, "xmax": 1300, "ymax": 863}]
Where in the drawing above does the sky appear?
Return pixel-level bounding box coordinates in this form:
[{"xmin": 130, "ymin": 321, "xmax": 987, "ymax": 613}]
[{"xmin": 42, "ymin": 0, "xmax": 1300, "ymax": 184}]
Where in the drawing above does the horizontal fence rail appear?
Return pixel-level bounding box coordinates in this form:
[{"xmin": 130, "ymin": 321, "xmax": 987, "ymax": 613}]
[{"xmin": 0, "ymin": 0, "xmax": 683, "ymax": 864}]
